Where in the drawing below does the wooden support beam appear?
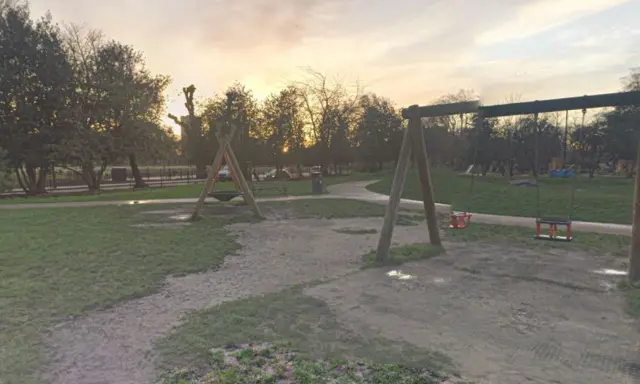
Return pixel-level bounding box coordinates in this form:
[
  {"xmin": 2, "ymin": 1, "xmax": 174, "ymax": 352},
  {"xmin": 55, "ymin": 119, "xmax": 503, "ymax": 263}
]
[
  {"xmin": 533, "ymin": 112, "xmax": 540, "ymax": 178},
  {"xmin": 629, "ymin": 136, "xmax": 640, "ymax": 284},
  {"xmin": 375, "ymin": 124, "xmax": 413, "ymax": 262},
  {"xmin": 480, "ymin": 91, "xmax": 640, "ymax": 118},
  {"xmin": 405, "ymin": 91, "xmax": 640, "ymax": 120},
  {"xmin": 191, "ymin": 132, "xmax": 233, "ymax": 220},
  {"xmin": 403, "ymin": 100, "xmax": 479, "ymax": 119},
  {"xmin": 407, "ymin": 106, "xmax": 442, "ymax": 246},
  {"xmin": 225, "ymin": 143, "xmax": 263, "ymax": 219}
]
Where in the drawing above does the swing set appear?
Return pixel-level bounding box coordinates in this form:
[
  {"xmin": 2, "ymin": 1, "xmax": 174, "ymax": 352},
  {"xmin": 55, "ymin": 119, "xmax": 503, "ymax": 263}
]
[
  {"xmin": 208, "ymin": 152, "xmax": 242, "ymax": 202},
  {"xmin": 373, "ymin": 89, "xmax": 640, "ymax": 280},
  {"xmin": 373, "ymin": 90, "xmax": 640, "ymax": 263},
  {"xmin": 449, "ymin": 108, "xmax": 587, "ymax": 242}
]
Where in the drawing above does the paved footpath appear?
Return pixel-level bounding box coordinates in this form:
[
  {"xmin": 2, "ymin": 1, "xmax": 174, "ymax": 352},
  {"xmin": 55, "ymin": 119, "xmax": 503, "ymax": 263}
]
[{"xmin": 0, "ymin": 180, "xmax": 632, "ymax": 236}]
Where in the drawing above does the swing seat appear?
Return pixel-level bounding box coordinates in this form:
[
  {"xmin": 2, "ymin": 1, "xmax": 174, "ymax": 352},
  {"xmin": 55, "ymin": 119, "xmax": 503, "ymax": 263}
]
[
  {"xmin": 534, "ymin": 218, "xmax": 573, "ymax": 241},
  {"xmin": 209, "ymin": 191, "xmax": 241, "ymax": 202},
  {"xmin": 450, "ymin": 211, "xmax": 472, "ymax": 229}
]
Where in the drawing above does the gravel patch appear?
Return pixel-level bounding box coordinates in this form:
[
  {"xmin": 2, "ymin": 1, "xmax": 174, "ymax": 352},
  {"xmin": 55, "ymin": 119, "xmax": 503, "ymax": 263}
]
[{"xmin": 42, "ymin": 216, "xmax": 427, "ymax": 384}]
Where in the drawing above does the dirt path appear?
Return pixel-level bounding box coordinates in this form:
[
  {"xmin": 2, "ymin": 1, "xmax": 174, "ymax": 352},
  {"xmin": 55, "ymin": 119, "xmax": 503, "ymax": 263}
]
[
  {"xmin": 306, "ymin": 242, "xmax": 639, "ymax": 384},
  {"xmin": 41, "ymin": 214, "xmax": 430, "ymax": 384}
]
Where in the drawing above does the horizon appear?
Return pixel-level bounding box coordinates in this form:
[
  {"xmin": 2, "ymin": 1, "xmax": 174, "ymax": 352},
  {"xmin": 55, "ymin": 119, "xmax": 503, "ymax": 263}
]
[{"xmin": 27, "ymin": 0, "xmax": 640, "ymax": 135}]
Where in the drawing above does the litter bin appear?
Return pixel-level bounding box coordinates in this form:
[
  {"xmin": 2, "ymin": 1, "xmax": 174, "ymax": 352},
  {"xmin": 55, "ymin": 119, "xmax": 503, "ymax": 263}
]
[
  {"xmin": 111, "ymin": 167, "xmax": 127, "ymax": 182},
  {"xmin": 311, "ymin": 171, "xmax": 324, "ymax": 195}
]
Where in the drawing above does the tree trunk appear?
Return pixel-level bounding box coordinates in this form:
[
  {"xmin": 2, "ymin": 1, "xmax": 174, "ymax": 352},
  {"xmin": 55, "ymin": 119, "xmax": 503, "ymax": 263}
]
[
  {"xmin": 19, "ymin": 165, "xmax": 47, "ymax": 195},
  {"xmin": 195, "ymin": 163, "xmax": 207, "ymax": 179},
  {"xmin": 128, "ymin": 153, "xmax": 147, "ymax": 188},
  {"xmin": 241, "ymin": 161, "xmax": 251, "ymax": 181},
  {"xmin": 80, "ymin": 162, "xmax": 101, "ymax": 191},
  {"xmin": 36, "ymin": 167, "xmax": 47, "ymax": 194}
]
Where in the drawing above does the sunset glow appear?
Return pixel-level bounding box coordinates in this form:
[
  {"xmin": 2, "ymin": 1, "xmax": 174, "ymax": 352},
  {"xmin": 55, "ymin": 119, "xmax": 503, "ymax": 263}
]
[{"xmin": 26, "ymin": 0, "xmax": 640, "ymax": 136}]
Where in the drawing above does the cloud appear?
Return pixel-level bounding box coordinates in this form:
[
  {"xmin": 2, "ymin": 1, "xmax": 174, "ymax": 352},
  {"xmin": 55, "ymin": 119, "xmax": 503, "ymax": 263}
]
[
  {"xmin": 568, "ymin": 27, "xmax": 640, "ymax": 48},
  {"xmin": 369, "ymin": 0, "xmax": 532, "ymax": 66},
  {"xmin": 23, "ymin": 0, "xmax": 639, "ymax": 130},
  {"xmin": 477, "ymin": 0, "xmax": 631, "ymax": 45},
  {"xmin": 479, "ymin": 69, "xmax": 626, "ymax": 105},
  {"xmin": 157, "ymin": 0, "xmax": 352, "ymax": 52}
]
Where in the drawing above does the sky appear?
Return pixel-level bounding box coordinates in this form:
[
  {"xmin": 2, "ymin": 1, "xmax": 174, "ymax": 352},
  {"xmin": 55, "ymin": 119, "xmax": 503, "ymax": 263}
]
[{"xmin": 27, "ymin": 0, "xmax": 640, "ymax": 133}]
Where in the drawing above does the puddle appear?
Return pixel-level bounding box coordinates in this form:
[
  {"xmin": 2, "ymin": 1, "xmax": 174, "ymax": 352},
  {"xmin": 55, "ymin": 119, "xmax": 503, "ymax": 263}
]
[
  {"xmin": 599, "ymin": 280, "xmax": 617, "ymax": 291},
  {"xmin": 387, "ymin": 270, "xmax": 414, "ymax": 280},
  {"xmin": 592, "ymin": 269, "xmax": 627, "ymax": 276},
  {"xmin": 140, "ymin": 210, "xmax": 186, "ymax": 215},
  {"xmin": 169, "ymin": 214, "xmax": 191, "ymax": 221},
  {"xmin": 130, "ymin": 222, "xmax": 190, "ymax": 228}
]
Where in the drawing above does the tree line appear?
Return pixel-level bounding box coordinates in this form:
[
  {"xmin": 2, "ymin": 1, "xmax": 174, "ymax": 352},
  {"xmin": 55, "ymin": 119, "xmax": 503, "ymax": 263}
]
[
  {"xmin": 1, "ymin": 1, "xmax": 638, "ymax": 195},
  {"xmin": 0, "ymin": 1, "xmax": 174, "ymax": 194}
]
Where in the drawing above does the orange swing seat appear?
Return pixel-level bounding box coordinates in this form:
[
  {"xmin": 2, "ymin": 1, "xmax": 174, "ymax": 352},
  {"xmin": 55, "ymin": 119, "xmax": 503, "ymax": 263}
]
[{"xmin": 450, "ymin": 211, "xmax": 472, "ymax": 229}]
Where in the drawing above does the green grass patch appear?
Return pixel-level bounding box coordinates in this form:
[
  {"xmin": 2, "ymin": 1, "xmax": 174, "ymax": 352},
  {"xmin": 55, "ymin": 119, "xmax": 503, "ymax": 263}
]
[
  {"xmin": 367, "ymin": 168, "xmax": 634, "ymax": 224},
  {"xmin": 263, "ymin": 198, "xmax": 418, "ymax": 223},
  {"xmin": 155, "ymin": 288, "xmax": 457, "ymax": 383},
  {"xmin": 0, "ymin": 204, "xmax": 245, "ymax": 384},
  {"xmin": 0, "ymin": 198, "xmax": 425, "ymax": 383},
  {"xmin": 444, "ymin": 221, "xmax": 630, "ymax": 257},
  {"xmin": 0, "ymin": 173, "xmax": 375, "ymax": 205},
  {"xmin": 362, "ymin": 243, "xmax": 445, "ymax": 269}
]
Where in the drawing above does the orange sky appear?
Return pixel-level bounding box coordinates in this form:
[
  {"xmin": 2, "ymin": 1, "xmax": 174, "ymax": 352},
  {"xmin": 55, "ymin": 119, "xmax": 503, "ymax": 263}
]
[{"xmin": 27, "ymin": 0, "xmax": 640, "ymax": 135}]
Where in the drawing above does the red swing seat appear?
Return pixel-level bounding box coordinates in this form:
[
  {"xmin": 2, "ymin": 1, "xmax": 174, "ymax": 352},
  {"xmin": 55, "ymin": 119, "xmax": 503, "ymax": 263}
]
[{"xmin": 450, "ymin": 211, "xmax": 472, "ymax": 229}]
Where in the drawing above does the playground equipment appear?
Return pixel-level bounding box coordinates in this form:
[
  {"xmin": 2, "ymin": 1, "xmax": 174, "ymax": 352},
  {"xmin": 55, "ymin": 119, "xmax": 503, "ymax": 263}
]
[
  {"xmin": 535, "ymin": 218, "xmax": 572, "ymax": 242},
  {"xmin": 191, "ymin": 93, "xmax": 263, "ymax": 220},
  {"xmin": 450, "ymin": 113, "xmax": 478, "ymax": 230},
  {"xmin": 528, "ymin": 109, "xmax": 585, "ymax": 242},
  {"xmin": 450, "ymin": 211, "xmax": 472, "ymax": 229},
  {"xmin": 375, "ymin": 90, "xmax": 640, "ymax": 271},
  {"xmin": 208, "ymin": 152, "xmax": 242, "ymax": 202},
  {"xmin": 549, "ymin": 169, "xmax": 576, "ymax": 178}
]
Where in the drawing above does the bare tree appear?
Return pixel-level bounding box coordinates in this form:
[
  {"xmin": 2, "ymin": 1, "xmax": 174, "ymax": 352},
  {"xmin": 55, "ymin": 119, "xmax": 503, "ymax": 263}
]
[
  {"xmin": 429, "ymin": 89, "xmax": 478, "ymax": 133},
  {"xmin": 57, "ymin": 24, "xmax": 116, "ymax": 190},
  {"xmin": 296, "ymin": 67, "xmax": 361, "ymax": 174}
]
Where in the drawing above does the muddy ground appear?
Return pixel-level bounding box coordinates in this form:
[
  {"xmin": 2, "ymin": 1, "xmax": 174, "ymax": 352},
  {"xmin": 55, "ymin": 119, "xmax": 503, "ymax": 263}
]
[
  {"xmin": 307, "ymin": 243, "xmax": 639, "ymax": 384},
  {"xmin": 41, "ymin": 208, "xmax": 638, "ymax": 384}
]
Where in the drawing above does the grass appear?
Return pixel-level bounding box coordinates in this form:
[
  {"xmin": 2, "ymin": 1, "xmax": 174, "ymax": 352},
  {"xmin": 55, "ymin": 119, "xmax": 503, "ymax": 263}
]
[
  {"xmin": 1, "ymin": 196, "xmax": 634, "ymax": 383},
  {"xmin": 0, "ymin": 198, "xmax": 422, "ymax": 384},
  {"xmin": 0, "ymin": 204, "xmax": 246, "ymax": 384},
  {"xmin": 367, "ymin": 168, "xmax": 635, "ymax": 224},
  {"xmin": 0, "ymin": 173, "xmax": 374, "ymax": 205},
  {"xmin": 156, "ymin": 287, "xmax": 458, "ymax": 384},
  {"xmin": 362, "ymin": 243, "xmax": 445, "ymax": 269},
  {"xmin": 262, "ymin": 198, "xmax": 422, "ymax": 224}
]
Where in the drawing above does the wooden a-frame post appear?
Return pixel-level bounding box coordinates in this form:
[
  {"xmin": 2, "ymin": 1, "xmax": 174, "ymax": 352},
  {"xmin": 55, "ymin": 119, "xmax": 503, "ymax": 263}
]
[
  {"xmin": 191, "ymin": 124, "xmax": 263, "ymax": 220},
  {"xmin": 629, "ymin": 134, "xmax": 640, "ymax": 284},
  {"xmin": 375, "ymin": 105, "xmax": 441, "ymax": 262}
]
